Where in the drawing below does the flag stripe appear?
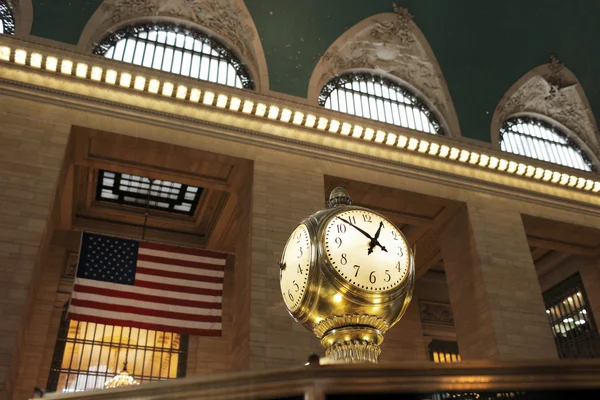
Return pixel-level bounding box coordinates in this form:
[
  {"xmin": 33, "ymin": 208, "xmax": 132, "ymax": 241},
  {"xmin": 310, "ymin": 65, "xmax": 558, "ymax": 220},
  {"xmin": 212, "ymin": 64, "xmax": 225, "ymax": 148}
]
[
  {"xmin": 72, "ymin": 291, "xmax": 222, "ymax": 316},
  {"xmin": 136, "ymin": 266, "xmax": 224, "ymax": 284},
  {"xmin": 137, "ymin": 260, "xmax": 224, "ymax": 278},
  {"xmin": 70, "ymin": 299, "xmax": 222, "ymax": 323},
  {"xmin": 137, "ymin": 254, "xmax": 225, "ymax": 271},
  {"xmin": 139, "ymin": 242, "xmax": 228, "ymax": 260},
  {"xmin": 68, "ymin": 306, "xmax": 222, "ymax": 330},
  {"xmin": 136, "ymin": 273, "xmax": 222, "ymax": 290},
  {"xmin": 75, "ymin": 278, "xmax": 222, "ymax": 304},
  {"xmin": 67, "ymin": 313, "xmax": 222, "ymax": 336},
  {"xmin": 135, "ymin": 279, "xmax": 222, "ymax": 296}
]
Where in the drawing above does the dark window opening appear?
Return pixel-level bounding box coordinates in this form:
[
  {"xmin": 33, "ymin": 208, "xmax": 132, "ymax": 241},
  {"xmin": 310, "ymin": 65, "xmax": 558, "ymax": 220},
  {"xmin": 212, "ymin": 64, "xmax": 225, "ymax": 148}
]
[{"xmin": 429, "ymin": 339, "xmax": 461, "ymax": 363}]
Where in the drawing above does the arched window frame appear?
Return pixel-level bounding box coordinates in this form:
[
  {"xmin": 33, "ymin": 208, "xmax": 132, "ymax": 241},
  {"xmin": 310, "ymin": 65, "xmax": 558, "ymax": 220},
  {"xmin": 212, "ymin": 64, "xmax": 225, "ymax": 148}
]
[
  {"xmin": 500, "ymin": 115, "xmax": 596, "ymax": 172},
  {"xmin": 93, "ymin": 22, "xmax": 254, "ymax": 90},
  {"xmin": 318, "ymin": 72, "xmax": 444, "ymax": 135},
  {"xmin": 0, "ymin": 0, "xmax": 15, "ymax": 35}
]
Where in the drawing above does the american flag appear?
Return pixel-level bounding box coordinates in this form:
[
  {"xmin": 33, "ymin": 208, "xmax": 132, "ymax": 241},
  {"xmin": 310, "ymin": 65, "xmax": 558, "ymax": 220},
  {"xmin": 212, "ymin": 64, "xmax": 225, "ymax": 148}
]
[{"xmin": 67, "ymin": 233, "xmax": 226, "ymax": 336}]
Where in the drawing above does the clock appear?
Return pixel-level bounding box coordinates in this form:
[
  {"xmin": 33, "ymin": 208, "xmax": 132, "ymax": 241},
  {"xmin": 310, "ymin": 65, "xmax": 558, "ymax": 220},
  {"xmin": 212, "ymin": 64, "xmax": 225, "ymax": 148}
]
[
  {"xmin": 324, "ymin": 209, "xmax": 410, "ymax": 292},
  {"xmin": 279, "ymin": 224, "xmax": 312, "ymax": 311}
]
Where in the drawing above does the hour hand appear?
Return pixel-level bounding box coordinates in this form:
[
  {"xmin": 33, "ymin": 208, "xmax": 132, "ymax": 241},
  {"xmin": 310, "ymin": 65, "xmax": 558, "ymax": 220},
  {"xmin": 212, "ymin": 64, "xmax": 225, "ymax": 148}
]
[{"xmin": 337, "ymin": 217, "xmax": 373, "ymax": 240}]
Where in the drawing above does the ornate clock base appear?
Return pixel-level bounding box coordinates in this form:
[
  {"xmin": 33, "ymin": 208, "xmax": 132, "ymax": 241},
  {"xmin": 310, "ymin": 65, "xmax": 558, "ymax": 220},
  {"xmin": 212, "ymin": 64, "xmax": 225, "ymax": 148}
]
[{"xmin": 320, "ymin": 326, "xmax": 383, "ymax": 364}]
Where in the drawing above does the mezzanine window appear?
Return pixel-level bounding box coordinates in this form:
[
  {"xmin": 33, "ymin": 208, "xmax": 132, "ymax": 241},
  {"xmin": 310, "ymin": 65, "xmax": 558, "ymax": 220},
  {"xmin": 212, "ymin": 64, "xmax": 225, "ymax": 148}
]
[{"xmin": 429, "ymin": 339, "xmax": 461, "ymax": 363}]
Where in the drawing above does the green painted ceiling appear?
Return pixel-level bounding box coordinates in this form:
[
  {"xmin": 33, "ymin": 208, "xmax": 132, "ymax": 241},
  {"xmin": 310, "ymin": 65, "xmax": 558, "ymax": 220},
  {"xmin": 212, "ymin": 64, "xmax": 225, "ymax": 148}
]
[{"xmin": 29, "ymin": 0, "xmax": 600, "ymax": 142}]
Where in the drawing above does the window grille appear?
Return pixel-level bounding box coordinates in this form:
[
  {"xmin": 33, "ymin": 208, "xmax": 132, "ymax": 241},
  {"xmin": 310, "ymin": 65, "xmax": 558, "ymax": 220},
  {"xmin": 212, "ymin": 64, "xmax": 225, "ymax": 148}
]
[
  {"xmin": 543, "ymin": 272, "xmax": 600, "ymax": 358},
  {"xmin": 429, "ymin": 340, "xmax": 461, "ymax": 363},
  {"xmin": 500, "ymin": 116, "xmax": 595, "ymax": 171},
  {"xmin": 319, "ymin": 73, "xmax": 443, "ymax": 135},
  {"xmin": 94, "ymin": 23, "xmax": 253, "ymax": 89},
  {"xmin": 0, "ymin": 0, "xmax": 15, "ymax": 35},
  {"xmin": 96, "ymin": 170, "xmax": 202, "ymax": 216},
  {"xmin": 47, "ymin": 305, "xmax": 188, "ymax": 393}
]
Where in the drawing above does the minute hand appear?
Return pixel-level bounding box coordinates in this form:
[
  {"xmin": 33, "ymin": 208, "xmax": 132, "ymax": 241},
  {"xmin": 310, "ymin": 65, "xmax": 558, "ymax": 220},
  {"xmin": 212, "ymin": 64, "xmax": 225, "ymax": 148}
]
[{"xmin": 337, "ymin": 217, "xmax": 373, "ymax": 240}]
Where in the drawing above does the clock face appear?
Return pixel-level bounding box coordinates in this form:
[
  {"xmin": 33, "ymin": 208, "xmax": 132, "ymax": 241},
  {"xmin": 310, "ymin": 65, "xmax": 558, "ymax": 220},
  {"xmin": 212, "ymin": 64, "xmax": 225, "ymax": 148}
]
[
  {"xmin": 324, "ymin": 210, "xmax": 410, "ymax": 292},
  {"xmin": 280, "ymin": 224, "xmax": 312, "ymax": 311}
]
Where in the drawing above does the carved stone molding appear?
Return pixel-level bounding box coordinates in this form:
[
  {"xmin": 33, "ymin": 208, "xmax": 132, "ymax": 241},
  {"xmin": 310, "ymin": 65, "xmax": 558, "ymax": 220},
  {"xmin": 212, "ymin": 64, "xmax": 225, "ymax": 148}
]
[
  {"xmin": 419, "ymin": 301, "xmax": 454, "ymax": 327},
  {"xmin": 309, "ymin": 8, "xmax": 460, "ymax": 137}
]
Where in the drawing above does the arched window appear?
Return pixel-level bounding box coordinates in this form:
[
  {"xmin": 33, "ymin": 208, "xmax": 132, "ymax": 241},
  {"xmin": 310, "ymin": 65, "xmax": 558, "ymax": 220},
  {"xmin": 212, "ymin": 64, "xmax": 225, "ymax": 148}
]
[
  {"xmin": 94, "ymin": 23, "xmax": 253, "ymax": 89},
  {"xmin": 319, "ymin": 73, "xmax": 443, "ymax": 135},
  {"xmin": 500, "ymin": 116, "xmax": 595, "ymax": 171},
  {"xmin": 0, "ymin": 0, "xmax": 15, "ymax": 35}
]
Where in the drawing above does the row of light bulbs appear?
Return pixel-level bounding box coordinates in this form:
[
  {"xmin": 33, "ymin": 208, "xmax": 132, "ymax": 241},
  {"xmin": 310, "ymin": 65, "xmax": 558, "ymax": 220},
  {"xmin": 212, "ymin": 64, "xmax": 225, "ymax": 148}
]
[{"xmin": 1, "ymin": 45, "xmax": 599, "ymax": 194}]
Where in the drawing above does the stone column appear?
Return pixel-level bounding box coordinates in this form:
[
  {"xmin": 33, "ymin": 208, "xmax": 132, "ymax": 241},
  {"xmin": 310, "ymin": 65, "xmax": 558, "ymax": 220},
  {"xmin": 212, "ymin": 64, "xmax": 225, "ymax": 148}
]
[
  {"xmin": 440, "ymin": 205, "xmax": 557, "ymax": 360},
  {"xmin": 379, "ymin": 301, "xmax": 428, "ymax": 362}
]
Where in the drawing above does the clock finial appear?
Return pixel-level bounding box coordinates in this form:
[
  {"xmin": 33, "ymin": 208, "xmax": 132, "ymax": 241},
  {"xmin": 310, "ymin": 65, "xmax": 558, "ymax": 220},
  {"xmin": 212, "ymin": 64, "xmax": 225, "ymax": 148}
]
[{"xmin": 327, "ymin": 187, "xmax": 352, "ymax": 208}]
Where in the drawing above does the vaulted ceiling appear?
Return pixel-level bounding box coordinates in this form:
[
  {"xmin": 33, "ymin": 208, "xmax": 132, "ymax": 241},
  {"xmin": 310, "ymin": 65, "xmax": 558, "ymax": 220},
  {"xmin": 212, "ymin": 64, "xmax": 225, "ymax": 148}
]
[{"xmin": 27, "ymin": 0, "xmax": 600, "ymax": 142}]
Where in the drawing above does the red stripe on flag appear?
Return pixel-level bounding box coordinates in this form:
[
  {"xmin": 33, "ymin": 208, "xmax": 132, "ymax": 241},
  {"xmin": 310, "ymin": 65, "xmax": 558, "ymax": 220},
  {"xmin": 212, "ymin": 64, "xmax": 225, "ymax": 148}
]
[
  {"xmin": 70, "ymin": 299, "xmax": 221, "ymax": 323},
  {"xmin": 139, "ymin": 242, "xmax": 228, "ymax": 259},
  {"xmin": 135, "ymin": 280, "xmax": 222, "ymax": 296},
  {"xmin": 137, "ymin": 254, "xmax": 224, "ymax": 272},
  {"xmin": 73, "ymin": 284, "xmax": 222, "ymax": 309},
  {"xmin": 67, "ymin": 313, "xmax": 221, "ymax": 336},
  {"xmin": 136, "ymin": 267, "xmax": 224, "ymax": 284}
]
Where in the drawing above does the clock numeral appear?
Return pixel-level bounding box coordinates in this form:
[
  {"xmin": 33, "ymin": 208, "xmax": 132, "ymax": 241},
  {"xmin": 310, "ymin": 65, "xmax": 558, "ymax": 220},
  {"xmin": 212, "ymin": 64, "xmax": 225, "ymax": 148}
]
[
  {"xmin": 369, "ymin": 271, "xmax": 377, "ymax": 284},
  {"xmin": 384, "ymin": 270, "xmax": 391, "ymax": 282},
  {"xmin": 362, "ymin": 214, "xmax": 372, "ymax": 223},
  {"xmin": 335, "ymin": 237, "xmax": 342, "ymax": 248},
  {"xmin": 288, "ymin": 290, "xmax": 294, "ymax": 301},
  {"xmin": 348, "ymin": 215, "xmax": 357, "ymax": 224},
  {"xmin": 353, "ymin": 265, "xmax": 360, "ymax": 277},
  {"xmin": 340, "ymin": 253, "xmax": 347, "ymax": 265},
  {"xmin": 396, "ymin": 261, "xmax": 402, "ymax": 272},
  {"xmin": 392, "ymin": 231, "xmax": 399, "ymax": 241},
  {"xmin": 297, "ymin": 264, "xmax": 303, "ymax": 274},
  {"xmin": 336, "ymin": 224, "xmax": 347, "ymax": 234},
  {"xmin": 298, "ymin": 247, "xmax": 303, "ymax": 258},
  {"xmin": 293, "ymin": 280, "xmax": 299, "ymax": 292},
  {"xmin": 296, "ymin": 232, "xmax": 302, "ymax": 243}
]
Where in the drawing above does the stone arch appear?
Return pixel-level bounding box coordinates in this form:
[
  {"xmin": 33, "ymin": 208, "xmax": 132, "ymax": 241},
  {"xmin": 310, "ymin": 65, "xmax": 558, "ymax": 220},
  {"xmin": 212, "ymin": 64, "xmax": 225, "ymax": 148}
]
[
  {"xmin": 2, "ymin": 0, "xmax": 33, "ymax": 37},
  {"xmin": 492, "ymin": 59, "xmax": 600, "ymax": 165},
  {"xmin": 77, "ymin": 0, "xmax": 269, "ymax": 92},
  {"xmin": 308, "ymin": 7, "xmax": 460, "ymax": 138}
]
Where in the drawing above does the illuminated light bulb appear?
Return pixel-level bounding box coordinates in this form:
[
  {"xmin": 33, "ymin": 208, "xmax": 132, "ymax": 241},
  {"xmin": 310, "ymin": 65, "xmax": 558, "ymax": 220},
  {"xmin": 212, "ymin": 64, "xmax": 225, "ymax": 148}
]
[
  {"xmin": 255, "ymin": 103, "xmax": 267, "ymax": 117},
  {"xmin": 397, "ymin": 135, "xmax": 408, "ymax": 148},
  {"xmin": 242, "ymin": 100, "xmax": 254, "ymax": 113},
  {"xmin": 90, "ymin": 66, "xmax": 103, "ymax": 81},
  {"xmin": 133, "ymin": 76, "xmax": 145, "ymax": 90},
  {"xmin": 280, "ymin": 109, "xmax": 292, "ymax": 122},
  {"xmin": 333, "ymin": 293, "xmax": 342, "ymax": 303},
  {"xmin": 45, "ymin": 56, "xmax": 58, "ymax": 71},
  {"xmin": 542, "ymin": 170, "xmax": 553, "ymax": 181},
  {"xmin": 315, "ymin": 317, "xmax": 323, "ymax": 324},
  {"xmin": 229, "ymin": 97, "xmax": 241, "ymax": 111},
  {"xmin": 216, "ymin": 94, "xmax": 228, "ymax": 108},
  {"xmin": 516, "ymin": 163, "xmax": 526, "ymax": 175},
  {"xmin": 534, "ymin": 168, "xmax": 545, "ymax": 180},
  {"xmin": 592, "ymin": 182, "xmax": 600, "ymax": 192},
  {"xmin": 386, "ymin": 133, "xmax": 397, "ymax": 145},
  {"xmin": 14, "ymin": 49, "xmax": 27, "ymax": 64},
  {"xmin": 418, "ymin": 140, "xmax": 429, "ymax": 153},
  {"xmin": 148, "ymin": 79, "xmax": 160, "ymax": 94},
  {"xmin": 119, "ymin": 72, "xmax": 132, "ymax": 87},
  {"xmin": 75, "ymin": 63, "xmax": 88, "ymax": 78},
  {"xmin": 438, "ymin": 145, "xmax": 450, "ymax": 158},
  {"xmin": 559, "ymin": 173, "xmax": 570, "ymax": 185},
  {"xmin": 478, "ymin": 154, "xmax": 489, "ymax": 167},
  {"xmin": 374, "ymin": 130, "xmax": 386, "ymax": 143},
  {"xmin": 469, "ymin": 152, "xmax": 479, "ymax": 164},
  {"xmin": 304, "ymin": 114, "xmax": 316, "ymax": 128},
  {"xmin": 488, "ymin": 157, "xmax": 499, "ymax": 169},
  {"xmin": 352, "ymin": 125, "xmax": 363, "ymax": 138},
  {"xmin": 162, "ymin": 82, "xmax": 174, "ymax": 97},
  {"xmin": 576, "ymin": 177, "xmax": 586, "ymax": 188},
  {"xmin": 267, "ymin": 105, "xmax": 279, "ymax": 119},
  {"xmin": 498, "ymin": 159, "xmax": 508, "ymax": 171},
  {"xmin": 551, "ymin": 171, "xmax": 561, "ymax": 183},
  {"xmin": 525, "ymin": 165, "xmax": 535, "ymax": 177},
  {"xmin": 0, "ymin": 46, "xmax": 10, "ymax": 62},
  {"xmin": 292, "ymin": 112, "xmax": 304, "ymax": 125},
  {"xmin": 568, "ymin": 176, "xmax": 578, "ymax": 187},
  {"xmin": 203, "ymin": 91, "xmax": 215, "ymax": 105},
  {"xmin": 584, "ymin": 179, "xmax": 594, "ymax": 190},
  {"xmin": 105, "ymin": 69, "xmax": 117, "ymax": 84},
  {"xmin": 428, "ymin": 142, "xmax": 440, "ymax": 156},
  {"xmin": 30, "ymin": 53, "xmax": 42, "ymax": 68},
  {"xmin": 174, "ymin": 85, "xmax": 187, "ymax": 99},
  {"xmin": 60, "ymin": 59, "xmax": 73, "ymax": 75},
  {"xmin": 328, "ymin": 120, "xmax": 340, "ymax": 133},
  {"xmin": 373, "ymin": 297, "xmax": 381, "ymax": 304},
  {"xmin": 458, "ymin": 150, "xmax": 470, "ymax": 163},
  {"xmin": 190, "ymin": 88, "xmax": 201, "ymax": 102},
  {"xmin": 317, "ymin": 117, "xmax": 328, "ymax": 130},
  {"xmin": 407, "ymin": 138, "xmax": 419, "ymax": 151},
  {"xmin": 449, "ymin": 147, "xmax": 460, "ymax": 160},
  {"xmin": 340, "ymin": 123, "xmax": 352, "ymax": 135},
  {"xmin": 363, "ymin": 128, "xmax": 374, "ymax": 140},
  {"xmin": 507, "ymin": 161, "xmax": 518, "ymax": 173}
]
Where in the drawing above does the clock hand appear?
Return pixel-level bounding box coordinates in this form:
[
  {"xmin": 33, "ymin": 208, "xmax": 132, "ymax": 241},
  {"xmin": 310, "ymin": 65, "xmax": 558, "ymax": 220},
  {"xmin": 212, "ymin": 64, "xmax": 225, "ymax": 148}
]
[
  {"xmin": 368, "ymin": 221, "xmax": 385, "ymax": 254},
  {"xmin": 337, "ymin": 217, "xmax": 374, "ymax": 240}
]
